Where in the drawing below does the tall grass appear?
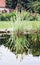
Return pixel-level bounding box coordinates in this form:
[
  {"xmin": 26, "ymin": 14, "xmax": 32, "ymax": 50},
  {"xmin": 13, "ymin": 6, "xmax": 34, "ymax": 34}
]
[{"xmin": 0, "ymin": 10, "xmax": 40, "ymax": 56}]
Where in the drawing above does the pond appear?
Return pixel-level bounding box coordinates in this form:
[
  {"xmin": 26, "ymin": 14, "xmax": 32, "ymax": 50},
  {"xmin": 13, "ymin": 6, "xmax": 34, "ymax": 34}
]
[{"xmin": 0, "ymin": 45, "xmax": 40, "ymax": 65}]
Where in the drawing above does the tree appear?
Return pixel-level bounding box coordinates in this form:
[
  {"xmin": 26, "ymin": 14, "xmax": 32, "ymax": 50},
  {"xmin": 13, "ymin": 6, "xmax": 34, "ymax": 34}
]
[
  {"xmin": 6, "ymin": 0, "xmax": 40, "ymax": 13},
  {"xmin": 6, "ymin": 0, "xmax": 13, "ymax": 8}
]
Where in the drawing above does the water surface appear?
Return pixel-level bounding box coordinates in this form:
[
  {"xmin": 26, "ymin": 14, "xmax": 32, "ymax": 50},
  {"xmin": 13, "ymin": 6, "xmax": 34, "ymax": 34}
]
[{"xmin": 0, "ymin": 45, "xmax": 40, "ymax": 65}]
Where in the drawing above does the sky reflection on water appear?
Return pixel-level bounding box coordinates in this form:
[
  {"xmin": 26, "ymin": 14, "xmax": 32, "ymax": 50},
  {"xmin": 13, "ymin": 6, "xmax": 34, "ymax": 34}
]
[{"xmin": 0, "ymin": 45, "xmax": 40, "ymax": 65}]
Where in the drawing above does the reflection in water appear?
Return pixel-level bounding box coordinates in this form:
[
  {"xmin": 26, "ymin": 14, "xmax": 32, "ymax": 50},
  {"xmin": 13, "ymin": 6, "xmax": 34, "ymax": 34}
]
[
  {"xmin": 0, "ymin": 34, "xmax": 40, "ymax": 56},
  {"xmin": 0, "ymin": 45, "xmax": 40, "ymax": 65}
]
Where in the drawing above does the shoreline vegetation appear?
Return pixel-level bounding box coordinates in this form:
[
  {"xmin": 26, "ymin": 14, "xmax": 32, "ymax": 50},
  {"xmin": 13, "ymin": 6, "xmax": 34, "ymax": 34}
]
[
  {"xmin": 0, "ymin": 10, "xmax": 40, "ymax": 56},
  {"xmin": 0, "ymin": 21, "xmax": 40, "ymax": 56}
]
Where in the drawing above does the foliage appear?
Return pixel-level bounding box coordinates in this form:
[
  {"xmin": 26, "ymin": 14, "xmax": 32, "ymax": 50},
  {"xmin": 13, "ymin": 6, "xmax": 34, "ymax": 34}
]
[
  {"xmin": 0, "ymin": 33, "xmax": 40, "ymax": 56},
  {"xmin": 6, "ymin": 0, "xmax": 13, "ymax": 8},
  {"xmin": 0, "ymin": 10, "xmax": 40, "ymax": 21},
  {"xmin": 0, "ymin": 10, "xmax": 16, "ymax": 21},
  {"xmin": 6, "ymin": 0, "xmax": 40, "ymax": 14},
  {"xmin": 0, "ymin": 20, "xmax": 40, "ymax": 56}
]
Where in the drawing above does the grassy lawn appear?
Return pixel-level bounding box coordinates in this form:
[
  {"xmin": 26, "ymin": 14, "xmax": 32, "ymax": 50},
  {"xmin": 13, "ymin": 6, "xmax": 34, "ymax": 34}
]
[
  {"xmin": 0, "ymin": 21, "xmax": 12, "ymax": 29},
  {"xmin": 13, "ymin": 21, "xmax": 40, "ymax": 31},
  {"xmin": 0, "ymin": 21, "xmax": 40, "ymax": 31}
]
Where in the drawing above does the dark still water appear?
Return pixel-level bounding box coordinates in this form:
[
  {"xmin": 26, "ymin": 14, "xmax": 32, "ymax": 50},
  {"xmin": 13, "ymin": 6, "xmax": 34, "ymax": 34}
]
[{"xmin": 0, "ymin": 45, "xmax": 40, "ymax": 65}]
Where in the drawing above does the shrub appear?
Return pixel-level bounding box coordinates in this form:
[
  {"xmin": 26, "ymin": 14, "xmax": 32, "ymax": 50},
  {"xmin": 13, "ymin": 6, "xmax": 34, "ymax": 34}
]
[{"xmin": 0, "ymin": 10, "xmax": 16, "ymax": 21}]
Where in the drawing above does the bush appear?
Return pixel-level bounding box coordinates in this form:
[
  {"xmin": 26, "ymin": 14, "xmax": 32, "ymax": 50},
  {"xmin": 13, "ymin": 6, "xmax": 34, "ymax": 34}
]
[
  {"xmin": 0, "ymin": 10, "xmax": 16, "ymax": 21},
  {"xmin": 32, "ymin": 1, "xmax": 40, "ymax": 14},
  {"xmin": 29, "ymin": 13, "xmax": 38, "ymax": 21},
  {"xmin": 15, "ymin": 10, "xmax": 40, "ymax": 21},
  {"xmin": 0, "ymin": 10, "xmax": 40, "ymax": 21}
]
